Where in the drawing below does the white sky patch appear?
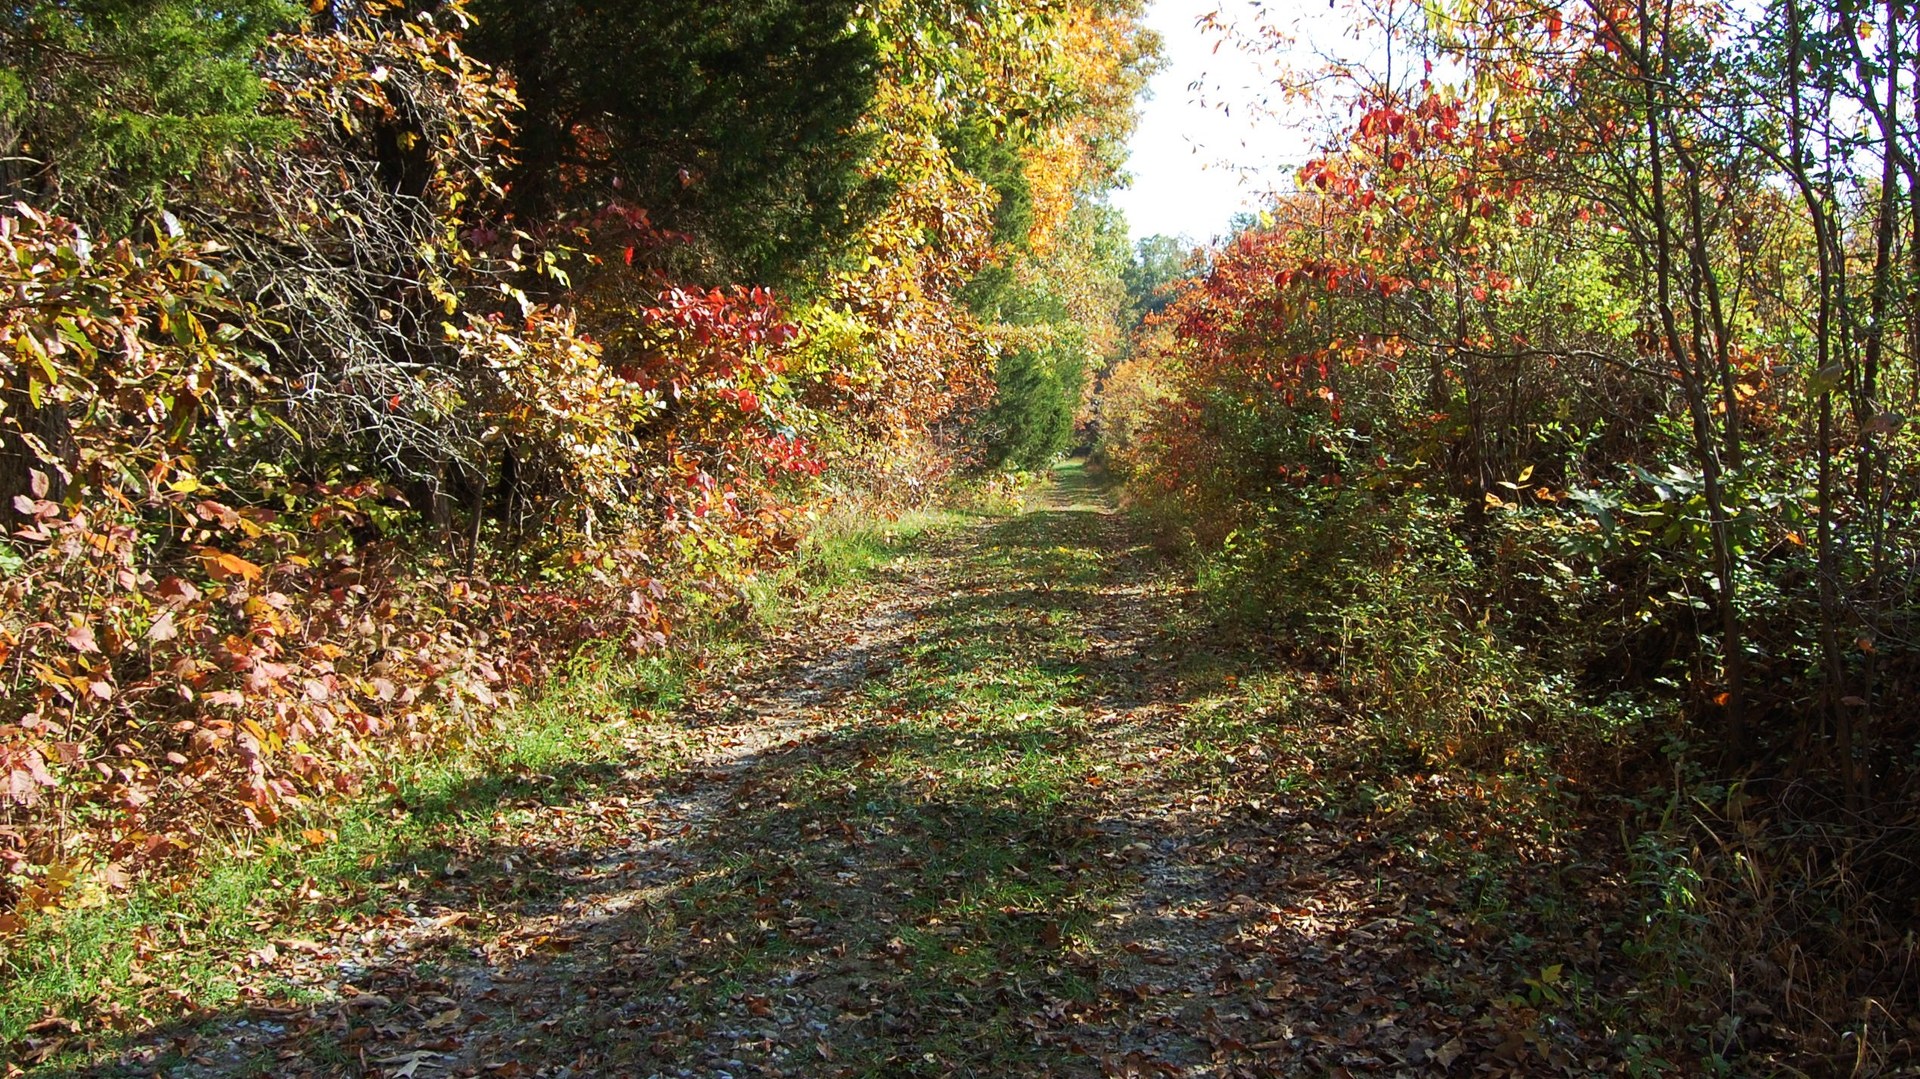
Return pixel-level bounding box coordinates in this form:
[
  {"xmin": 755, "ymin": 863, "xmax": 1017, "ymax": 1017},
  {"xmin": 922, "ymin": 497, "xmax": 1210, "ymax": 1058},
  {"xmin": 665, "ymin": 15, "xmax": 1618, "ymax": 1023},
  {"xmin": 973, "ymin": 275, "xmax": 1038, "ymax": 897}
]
[{"xmin": 1113, "ymin": 0, "xmax": 1412, "ymax": 245}]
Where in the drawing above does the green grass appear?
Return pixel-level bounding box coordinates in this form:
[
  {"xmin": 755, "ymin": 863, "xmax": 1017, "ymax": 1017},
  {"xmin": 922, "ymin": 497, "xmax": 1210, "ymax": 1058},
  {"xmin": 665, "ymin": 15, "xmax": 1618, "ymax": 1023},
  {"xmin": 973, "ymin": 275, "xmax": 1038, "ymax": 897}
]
[
  {"xmin": 0, "ymin": 508, "xmax": 961, "ymax": 1068},
  {"xmin": 793, "ymin": 507, "xmax": 968, "ymax": 588}
]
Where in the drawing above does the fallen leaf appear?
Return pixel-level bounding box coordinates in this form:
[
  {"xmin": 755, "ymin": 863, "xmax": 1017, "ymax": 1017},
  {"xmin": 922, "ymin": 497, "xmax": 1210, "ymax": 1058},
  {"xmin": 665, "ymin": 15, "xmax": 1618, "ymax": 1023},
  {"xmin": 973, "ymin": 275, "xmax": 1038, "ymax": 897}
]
[{"xmin": 375, "ymin": 1050, "xmax": 440, "ymax": 1077}]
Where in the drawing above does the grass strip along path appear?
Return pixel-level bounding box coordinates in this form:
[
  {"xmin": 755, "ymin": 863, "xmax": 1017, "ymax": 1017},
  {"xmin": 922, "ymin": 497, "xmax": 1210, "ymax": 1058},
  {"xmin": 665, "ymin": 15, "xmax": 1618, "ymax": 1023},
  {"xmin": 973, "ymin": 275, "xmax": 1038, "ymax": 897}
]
[{"xmin": 28, "ymin": 461, "xmax": 1635, "ymax": 1077}]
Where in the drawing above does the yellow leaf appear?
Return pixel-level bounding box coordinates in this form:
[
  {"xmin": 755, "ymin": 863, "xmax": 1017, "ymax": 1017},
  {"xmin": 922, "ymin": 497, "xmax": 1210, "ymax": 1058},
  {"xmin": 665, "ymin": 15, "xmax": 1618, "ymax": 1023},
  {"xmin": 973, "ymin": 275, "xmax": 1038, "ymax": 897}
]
[{"xmin": 200, "ymin": 548, "xmax": 263, "ymax": 582}]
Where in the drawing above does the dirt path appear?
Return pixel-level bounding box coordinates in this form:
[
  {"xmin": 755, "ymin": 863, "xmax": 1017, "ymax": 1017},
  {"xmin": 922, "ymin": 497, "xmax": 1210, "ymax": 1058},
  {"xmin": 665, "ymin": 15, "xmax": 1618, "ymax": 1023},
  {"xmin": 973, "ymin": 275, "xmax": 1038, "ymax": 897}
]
[{"xmin": 77, "ymin": 462, "xmax": 1613, "ymax": 1078}]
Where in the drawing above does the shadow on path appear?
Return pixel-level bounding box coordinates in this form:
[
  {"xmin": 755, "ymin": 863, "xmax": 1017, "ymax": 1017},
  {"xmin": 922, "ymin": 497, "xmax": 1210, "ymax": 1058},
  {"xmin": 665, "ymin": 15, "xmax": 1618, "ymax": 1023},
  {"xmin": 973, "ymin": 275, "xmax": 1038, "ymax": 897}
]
[{"xmin": 52, "ymin": 460, "xmax": 1613, "ymax": 1078}]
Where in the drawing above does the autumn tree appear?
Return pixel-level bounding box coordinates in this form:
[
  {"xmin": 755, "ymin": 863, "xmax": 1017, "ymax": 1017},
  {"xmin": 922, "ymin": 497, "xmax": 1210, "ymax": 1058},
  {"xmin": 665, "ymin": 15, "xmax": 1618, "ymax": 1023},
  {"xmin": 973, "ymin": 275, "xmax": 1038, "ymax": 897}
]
[{"xmin": 1122, "ymin": 233, "xmax": 1192, "ymax": 324}]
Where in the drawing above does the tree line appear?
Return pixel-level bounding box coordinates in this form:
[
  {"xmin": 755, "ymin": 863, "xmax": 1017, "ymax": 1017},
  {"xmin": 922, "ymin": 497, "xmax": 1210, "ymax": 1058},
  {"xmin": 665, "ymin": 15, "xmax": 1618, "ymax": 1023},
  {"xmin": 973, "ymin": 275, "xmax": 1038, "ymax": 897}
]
[{"xmin": 0, "ymin": 0, "xmax": 1153, "ymax": 931}]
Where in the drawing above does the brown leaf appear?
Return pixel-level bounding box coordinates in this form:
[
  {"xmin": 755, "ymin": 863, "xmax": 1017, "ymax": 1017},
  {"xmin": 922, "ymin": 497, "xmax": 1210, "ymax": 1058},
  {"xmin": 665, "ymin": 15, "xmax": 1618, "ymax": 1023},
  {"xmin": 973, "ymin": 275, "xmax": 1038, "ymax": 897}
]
[
  {"xmin": 155, "ymin": 576, "xmax": 202, "ymax": 604},
  {"xmin": 374, "ymin": 1050, "xmax": 439, "ymax": 1077}
]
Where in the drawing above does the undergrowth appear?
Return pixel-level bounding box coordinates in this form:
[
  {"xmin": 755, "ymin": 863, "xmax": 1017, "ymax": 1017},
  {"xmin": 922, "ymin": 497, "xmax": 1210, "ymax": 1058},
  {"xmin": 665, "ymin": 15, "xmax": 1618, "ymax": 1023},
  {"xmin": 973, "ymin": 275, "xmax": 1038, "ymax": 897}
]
[{"xmin": 1142, "ymin": 480, "xmax": 1915, "ymax": 1073}]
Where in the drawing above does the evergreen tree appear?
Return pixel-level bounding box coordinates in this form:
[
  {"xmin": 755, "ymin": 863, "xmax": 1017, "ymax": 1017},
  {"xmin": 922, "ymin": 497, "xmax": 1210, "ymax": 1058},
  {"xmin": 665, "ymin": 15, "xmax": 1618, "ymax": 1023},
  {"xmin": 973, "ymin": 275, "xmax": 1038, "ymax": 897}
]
[
  {"xmin": 465, "ymin": 0, "xmax": 884, "ymax": 287},
  {"xmin": 0, "ymin": 0, "xmax": 293, "ymax": 225},
  {"xmin": 981, "ymin": 338, "xmax": 1086, "ymax": 470}
]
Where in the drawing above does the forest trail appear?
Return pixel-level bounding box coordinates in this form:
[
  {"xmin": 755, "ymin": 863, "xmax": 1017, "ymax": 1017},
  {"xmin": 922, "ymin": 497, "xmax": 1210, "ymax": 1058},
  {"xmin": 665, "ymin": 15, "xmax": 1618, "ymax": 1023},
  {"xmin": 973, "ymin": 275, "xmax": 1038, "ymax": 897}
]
[{"xmin": 79, "ymin": 461, "xmax": 1602, "ymax": 1078}]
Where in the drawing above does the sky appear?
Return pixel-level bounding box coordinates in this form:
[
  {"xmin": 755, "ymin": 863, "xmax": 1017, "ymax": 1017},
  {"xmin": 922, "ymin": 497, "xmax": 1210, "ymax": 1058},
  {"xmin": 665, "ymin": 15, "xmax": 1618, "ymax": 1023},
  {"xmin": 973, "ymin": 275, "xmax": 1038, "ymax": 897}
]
[{"xmin": 1111, "ymin": 0, "xmax": 1365, "ymax": 245}]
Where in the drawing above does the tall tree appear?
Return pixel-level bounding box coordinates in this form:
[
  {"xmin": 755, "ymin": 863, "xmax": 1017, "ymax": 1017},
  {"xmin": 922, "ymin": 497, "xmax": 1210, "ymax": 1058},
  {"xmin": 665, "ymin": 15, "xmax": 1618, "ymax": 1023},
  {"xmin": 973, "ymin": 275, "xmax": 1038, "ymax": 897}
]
[{"xmin": 464, "ymin": 0, "xmax": 884, "ymax": 286}]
